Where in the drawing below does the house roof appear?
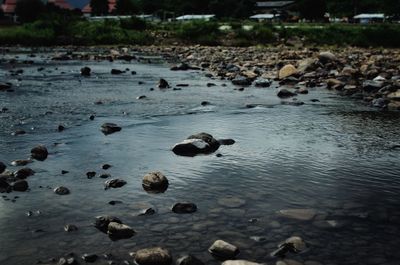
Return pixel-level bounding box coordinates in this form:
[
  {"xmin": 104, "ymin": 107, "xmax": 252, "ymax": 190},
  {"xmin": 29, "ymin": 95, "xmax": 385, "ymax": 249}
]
[
  {"xmin": 48, "ymin": 0, "xmax": 73, "ymax": 10},
  {"xmin": 82, "ymin": 0, "xmax": 116, "ymax": 14},
  {"xmin": 354, "ymin": 13, "xmax": 385, "ymax": 19},
  {"xmin": 256, "ymin": 1, "xmax": 294, "ymax": 8},
  {"xmin": 176, "ymin": 14, "xmax": 215, "ymax": 20},
  {"xmin": 1, "ymin": 0, "xmax": 17, "ymax": 14}
]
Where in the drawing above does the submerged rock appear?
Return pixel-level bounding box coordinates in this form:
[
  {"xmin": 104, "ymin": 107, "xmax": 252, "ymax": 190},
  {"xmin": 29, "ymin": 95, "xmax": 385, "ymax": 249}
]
[
  {"xmin": 208, "ymin": 240, "xmax": 239, "ymax": 260},
  {"xmin": 111, "ymin": 69, "xmax": 124, "ymax": 75},
  {"xmin": 31, "ymin": 145, "xmax": 48, "ymax": 161},
  {"xmin": 12, "ymin": 180, "xmax": 29, "ymax": 192},
  {"xmin": 104, "ymin": 179, "xmax": 127, "ymax": 189},
  {"xmin": 0, "ymin": 161, "xmax": 6, "ymax": 174},
  {"xmin": 172, "ymin": 132, "xmax": 220, "ymax": 157},
  {"xmin": 94, "ymin": 215, "xmax": 122, "ymax": 233},
  {"xmin": 218, "ymin": 139, "xmax": 235, "ymax": 145},
  {"xmin": 172, "ymin": 202, "xmax": 197, "ymax": 214},
  {"xmin": 271, "ymin": 236, "xmax": 308, "ymax": 257},
  {"xmin": 142, "ymin": 171, "xmax": 169, "ymax": 193},
  {"xmin": 134, "ymin": 247, "xmax": 172, "ymax": 265},
  {"xmin": 80, "ymin": 67, "xmax": 91, "ymax": 76},
  {"xmin": 107, "ymin": 222, "xmax": 135, "ymax": 240},
  {"xmin": 14, "ymin": 168, "xmax": 35, "ymax": 179},
  {"xmin": 101, "ymin": 123, "xmax": 122, "ymax": 135},
  {"xmin": 138, "ymin": 207, "xmax": 156, "ymax": 216},
  {"xmin": 64, "ymin": 224, "xmax": 78, "ymax": 232},
  {"xmin": 158, "ymin": 78, "xmax": 170, "ymax": 89},
  {"xmin": 54, "ymin": 186, "xmax": 70, "ymax": 195},
  {"xmin": 277, "ymin": 89, "xmax": 297, "ymax": 98}
]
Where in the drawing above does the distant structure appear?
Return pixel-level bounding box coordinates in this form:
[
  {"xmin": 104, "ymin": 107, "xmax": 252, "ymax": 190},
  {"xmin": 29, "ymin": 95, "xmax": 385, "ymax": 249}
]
[
  {"xmin": 48, "ymin": 0, "xmax": 73, "ymax": 10},
  {"xmin": 82, "ymin": 0, "xmax": 116, "ymax": 16},
  {"xmin": 353, "ymin": 13, "xmax": 385, "ymax": 24},
  {"xmin": 255, "ymin": 1, "xmax": 295, "ymax": 13},
  {"xmin": 175, "ymin": 14, "xmax": 216, "ymax": 21},
  {"xmin": 1, "ymin": 0, "xmax": 17, "ymax": 16},
  {"xmin": 250, "ymin": 13, "xmax": 279, "ymax": 22}
]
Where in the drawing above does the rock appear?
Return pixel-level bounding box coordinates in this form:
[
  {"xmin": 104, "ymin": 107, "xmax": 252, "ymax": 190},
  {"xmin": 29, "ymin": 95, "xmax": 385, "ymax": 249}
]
[
  {"xmin": 11, "ymin": 159, "xmax": 32, "ymax": 166},
  {"xmin": 297, "ymin": 58, "xmax": 316, "ymax": 73},
  {"xmin": 111, "ymin": 69, "xmax": 124, "ymax": 75},
  {"xmin": 172, "ymin": 202, "xmax": 197, "ymax": 214},
  {"xmin": 94, "ymin": 216, "xmax": 122, "ymax": 233},
  {"xmin": 281, "ymin": 101, "xmax": 304, "ymax": 106},
  {"xmin": 64, "ymin": 224, "xmax": 78, "ymax": 232},
  {"xmin": 363, "ymin": 80, "xmax": 384, "ymax": 92},
  {"xmin": 101, "ymin": 123, "xmax": 122, "ymax": 135},
  {"xmin": 387, "ymin": 89, "xmax": 400, "ymax": 99},
  {"xmin": 207, "ymin": 83, "xmax": 216, "ymax": 87},
  {"xmin": 14, "ymin": 167, "xmax": 35, "ymax": 179},
  {"xmin": 99, "ymin": 173, "xmax": 111, "ymax": 179},
  {"xmin": 89, "ymin": 115, "xmax": 95, "ymax": 120},
  {"xmin": 254, "ymin": 79, "xmax": 272, "ymax": 87},
  {"xmin": 326, "ymin": 78, "xmax": 344, "ymax": 90},
  {"xmin": 277, "ymin": 89, "xmax": 297, "ymax": 98},
  {"xmin": 318, "ymin": 51, "xmax": 336, "ymax": 64},
  {"xmin": 102, "ymin": 164, "xmax": 112, "ymax": 170},
  {"xmin": 0, "ymin": 82, "xmax": 12, "ymax": 91},
  {"xmin": 298, "ymin": 88, "xmax": 309, "ymax": 94},
  {"xmin": 104, "ymin": 179, "xmax": 127, "ymax": 189},
  {"xmin": 284, "ymin": 236, "xmax": 307, "ymax": 253},
  {"xmin": 80, "ymin": 67, "xmax": 91, "ymax": 76},
  {"xmin": 279, "ymin": 64, "xmax": 297, "ymax": 79},
  {"xmin": 218, "ymin": 139, "xmax": 235, "ymax": 145},
  {"xmin": 12, "ymin": 180, "xmax": 29, "ymax": 192},
  {"xmin": 86, "ymin": 171, "xmax": 96, "ymax": 179},
  {"xmin": 208, "ymin": 240, "xmax": 239, "ymax": 260},
  {"xmin": 170, "ymin": 63, "xmax": 199, "ymax": 71},
  {"xmin": 0, "ymin": 161, "xmax": 6, "ymax": 174},
  {"xmin": 0, "ymin": 177, "xmax": 11, "ymax": 192},
  {"xmin": 172, "ymin": 132, "xmax": 220, "ymax": 157},
  {"xmin": 134, "ymin": 247, "xmax": 172, "ymax": 265},
  {"xmin": 82, "ymin": 253, "xmax": 97, "ymax": 263},
  {"xmin": 54, "ymin": 186, "xmax": 70, "ymax": 195},
  {"xmin": 138, "ymin": 207, "xmax": 156, "ymax": 216},
  {"xmin": 158, "ymin": 78, "xmax": 170, "ymax": 89},
  {"xmin": 31, "ymin": 145, "xmax": 48, "ymax": 161},
  {"xmin": 388, "ymin": 101, "xmax": 400, "ymax": 110},
  {"xmin": 107, "ymin": 222, "xmax": 135, "ymax": 240},
  {"xmin": 278, "ymin": 209, "xmax": 316, "ymax": 221},
  {"xmin": 218, "ymin": 196, "xmax": 245, "ymax": 208},
  {"xmin": 232, "ymin": 77, "xmax": 252, "ymax": 86},
  {"xmin": 142, "ymin": 171, "xmax": 169, "ymax": 193},
  {"xmin": 58, "ymin": 125, "xmax": 65, "ymax": 132},
  {"xmin": 176, "ymin": 255, "xmax": 204, "ymax": 265},
  {"xmin": 222, "ymin": 260, "xmax": 262, "ymax": 265},
  {"xmin": 372, "ymin": 98, "xmax": 387, "ymax": 108},
  {"xmin": 137, "ymin": 95, "xmax": 147, "ymax": 100},
  {"xmin": 201, "ymin": 101, "xmax": 210, "ymax": 106},
  {"xmin": 108, "ymin": 200, "xmax": 123, "ymax": 205},
  {"xmin": 12, "ymin": 129, "xmax": 26, "ymax": 136},
  {"xmin": 57, "ymin": 257, "xmax": 78, "ymax": 265}
]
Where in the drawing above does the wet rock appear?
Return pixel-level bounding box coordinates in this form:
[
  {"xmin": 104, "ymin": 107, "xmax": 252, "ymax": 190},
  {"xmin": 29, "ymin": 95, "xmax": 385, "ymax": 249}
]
[
  {"xmin": 298, "ymin": 88, "xmax": 309, "ymax": 94},
  {"xmin": 278, "ymin": 209, "xmax": 316, "ymax": 221},
  {"xmin": 177, "ymin": 83, "xmax": 189, "ymax": 87},
  {"xmin": 57, "ymin": 257, "xmax": 78, "ymax": 265},
  {"xmin": 0, "ymin": 178, "xmax": 11, "ymax": 192},
  {"xmin": 318, "ymin": 51, "xmax": 336, "ymax": 64},
  {"xmin": 94, "ymin": 215, "xmax": 122, "ymax": 233},
  {"xmin": 172, "ymin": 202, "xmax": 197, "ymax": 214},
  {"xmin": 170, "ymin": 63, "xmax": 199, "ymax": 71},
  {"xmin": 222, "ymin": 260, "xmax": 262, "ymax": 265},
  {"xmin": 81, "ymin": 253, "xmax": 97, "ymax": 263},
  {"xmin": 232, "ymin": 76, "xmax": 252, "ymax": 86},
  {"xmin": 0, "ymin": 82, "xmax": 12, "ymax": 91},
  {"xmin": 137, "ymin": 95, "xmax": 147, "ymax": 100},
  {"xmin": 58, "ymin": 125, "xmax": 65, "ymax": 132},
  {"xmin": 207, "ymin": 83, "xmax": 217, "ymax": 87},
  {"xmin": 13, "ymin": 180, "xmax": 29, "ymax": 192},
  {"xmin": 108, "ymin": 200, "xmax": 123, "ymax": 205},
  {"xmin": 64, "ymin": 224, "xmax": 78, "ymax": 232},
  {"xmin": 134, "ymin": 247, "xmax": 172, "ymax": 265},
  {"xmin": 279, "ymin": 64, "xmax": 297, "ymax": 79},
  {"xmin": 31, "ymin": 145, "xmax": 48, "ymax": 161},
  {"xmin": 138, "ymin": 207, "xmax": 156, "ymax": 216},
  {"xmin": 272, "ymin": 236, "xmax": 307, "ymax": 257},
  {"xmin": 102, "ymin": 164, "xmax": 112, "ymax": 170},
  {"xmin": 107, "ymin": 222, "xmax": 135, "ymax": 240},
  {"xmin": 14, "ymin": 167, "xmax": 35, "ymax": 179},
  {"xmin": 54, "ymin": 186, "xmax": 70, "ymax": 195},
  {"xmin": 111, "ymin": 69, "xmax": 124, "ymax": 75},
  {"xmin": 201, "ymin": 101, "xmax": 210, "ymax": 106},
  {"xmin": 208, "ymin": 240, "xmax": 239, "ymax": 260},
  {"xmin": 277, "ymin": 89, "xmax": 297, "ymax": 98},
  {"xmin": 142, "ymin": 171, "xmax": 169, "ymax": 193},
  {"xmin": 363, "ymin": 80, "xmax": 384, "ymax": 93},
  {"xmin": 218, "ymin": 139, "xmax": 235, "ymax": 145},
  {"xmin": 101, "ymin": 123, "xmax": 122, "ymax": 135},
  {"xmin": 281, "ymin": 101, "xmax": 304, "ymax": 106},
  {"xmin": 89, "ymin": 115, "xmax": 95, "ymax": 120},
  {"xmin": 80, "ymin": 67, "xmax": 91, "ymax": 76},
  {"xmin": 254, "ymin": 79, "xmax": 272, "ymax": 87},
  {"xmin": 99, "ymin": 173, "xmax": 111, "ymax": 179},
  {"xmin": 372, "ymin": 98, "xmax": 387, "ymax": 108},
  {"xmin": 12, "ymin": 129, "xmax": 26, "ymax": 136},
  {"xmin": 176, "ymin": 255, "xmax": 204, "ymax": 265},
  {"xmin": 172, "ymin": 132, "xmax": 220, "ymax": 156},
  {"xmin": 0, "ymin": 161, "xmax": 6, "ymax": 174},
  {"xmin": 158, "ymin": 78, "xmax": 170, "ymax": 89},
  {"xmin": 86, "ymin": 171, "xmax": 96, "ymax": 179},
  {"xmin": 104, "ymin": 179, "xmax": 127, "ymax": 189}
]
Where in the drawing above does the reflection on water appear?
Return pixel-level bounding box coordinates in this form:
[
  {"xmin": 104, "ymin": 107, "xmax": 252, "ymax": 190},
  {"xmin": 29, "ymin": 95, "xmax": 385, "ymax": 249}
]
[{"xmin": 0, "ymin": 52, "xmax": 400, "ymax": 265}]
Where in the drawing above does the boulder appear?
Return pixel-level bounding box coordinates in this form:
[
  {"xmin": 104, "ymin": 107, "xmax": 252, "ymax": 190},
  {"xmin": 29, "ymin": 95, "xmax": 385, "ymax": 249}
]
[
  {"xmin": 278, "ymin": 64, "xmax": 297, "ymax": 79},
  {"xmin": 94, "ymin": 216, "xmax": 122, "ymax": 233},
  {"xmin": 104, "ymin": 179, "xmax": 127, "ymax": 190},
  {"xmin": 54, "ymin": 186, "xmax": 70, "ymax": 195},
  {"xmin": 176, "ymin": 255, "xmax": 204, "ymax": 265},
  {"xmin": 134, "ymin": 247, "xmax": 172, "ymax": 265},
  {"xmin": 14, "ymin": 167, "xmax": 35, "ymax": 179},
  {"xmin": 172, "ymin": 202, "xmax": 197, "ymax": 214},
  {"xmin": 101, "ymin": 123, "xmax": 122, "ymax": 135},
  {"xmin": 31, "ymin": 145, "xmax": 48, "ymax": 161},
  {"xmin": 142, "ymin": 171, "xmax": 169, "ymax": 193},
  {"xmin": 80, "ymin": 67, "xmax": 91, "ymax": 76},
  {"xmin": 232, "ymin": 77, "xmax": 252, "ymax": 86},
  {"xmin": 172, "ymin": 132, "xmax": 220, "ymax": 157},
  {"xmin": 13, "ymin": 180, "xmax": 29, "ymax": 192},
  {"xmin": 277, "ymin": 89, "xmax": 297, "ymax": 98},
  {"xmin": 318, "ymin": 51, "xmax": 336, "ymax": 64},
  {"xmin": 0, "ymin": 161, "xmax": 6, "ymax": 174},
  {"xmin": 208, "ymin": 240, "xmax": 239, "ymax": 260},
  {"xmin": 107, "ymin": 222, "xmax": 135, "ymax": 240},
  {"xmin": 158, "ymin": 78, "xmax": 170, "ymax": 89}
]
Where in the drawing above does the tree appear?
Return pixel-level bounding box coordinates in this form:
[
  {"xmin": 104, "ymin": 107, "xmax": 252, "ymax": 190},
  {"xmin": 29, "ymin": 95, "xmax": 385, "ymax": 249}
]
[
  {"xmin": 90, "ymin": 0, "xmax": 109, "ymax": 16},
  {"xmin": 298, "ymin": 0, "xmax": 327, "ymax": 21},
  {"xmin": 115, "ymin": 0, "xmax": 139, "ymax": 15},
  {"xmin": 15, "ymin": 0, "xmax": 44, "ymax": 23}
]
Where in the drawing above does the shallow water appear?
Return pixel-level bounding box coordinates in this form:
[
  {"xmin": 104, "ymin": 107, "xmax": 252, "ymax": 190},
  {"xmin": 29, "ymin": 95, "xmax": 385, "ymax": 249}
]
[{"xmin": 0, "ymin": 51, "xmax": 400, "ymax": 265}]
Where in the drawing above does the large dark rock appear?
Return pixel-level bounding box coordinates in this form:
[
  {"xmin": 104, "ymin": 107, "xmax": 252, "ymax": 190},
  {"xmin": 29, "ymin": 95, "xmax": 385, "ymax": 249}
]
[
  {"xmin": 107, "ymin": 222, "xmax": 135, "ymax": 240},
  {"xmin": 104, "ymin": 179, "xmax": 127, "ymax": 190},
  {"xmin": 172, "ymin": 132, "xmax": 220, "ymax": 157},
  {"xmin": 31, "ymin": 145, "xmax": 48, "ymax": 161},
  {"xmin": 142, "ymin": 171, "xmax": 169, "ymax": 193},
  {"xmin": 94, "ymin": 216, "xmax": 122, "ymax": 233},
  {"xmin": 134, "ymin": 247, "xmax": 172, "ymax": 265},
  {"xmin": 80, "ymin": 67, "xmax": 91, "ymax": 76},
  {"xmin": 111, "ymin": 69, "xmax": 124, "ymax": 75},
  {"xmin": 0, "ymin": 177, "xmax": 11, "ymax": 193},
  {"xmin": 14, "ymin": 167, "xmax": 35, "ymax": 179},
  {"xmin": 13, "ymin": 180, "xmax": 29, "ymax": 192},
  {"xmin": 277, "ymin": 89, "xmax": 297, "ymax": 98},
  {"xmin": 0, "ymin": 82, "xmax": 12, "ymax": 91},
  {"xmin": 232, "ymin": 77, "xmax": 252, "ymax": 86},
  {"xmin": 54, "ymin": 186, "xmax": 70, "ymax": 195},
  {"xmin": 0, "ymin": 161, "xmax": 6, "ymax": 174},
  {"xmin": 172, "ymin": 202, "xmax": 197, "ymax": 214},
  {"xmin": 158, "ymin": 78, "xmax": 170, "ymax": 89},
  {"xmin": 101, "ymin": 123, "xmax": 122, "ymax": 135}
]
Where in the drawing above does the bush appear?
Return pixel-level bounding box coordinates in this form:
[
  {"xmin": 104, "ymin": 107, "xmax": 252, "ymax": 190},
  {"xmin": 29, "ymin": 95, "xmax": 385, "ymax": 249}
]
[
  {"xmin": 0, "ymin": 26, "xmax": 55, "ymax": 45},
  {"xmin": 176, "ymin": 21, "xmax": 221, "ymax": 45},
  {"xmin": 120, "ymin": 16, "xmax": 147, "ymax": 31}
]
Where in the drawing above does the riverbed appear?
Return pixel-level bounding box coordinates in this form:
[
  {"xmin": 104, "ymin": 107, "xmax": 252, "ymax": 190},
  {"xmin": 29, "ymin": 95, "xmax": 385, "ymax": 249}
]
[{"xmin": 0, "ymin": 49, "xmax": 400, "ymax": 265}]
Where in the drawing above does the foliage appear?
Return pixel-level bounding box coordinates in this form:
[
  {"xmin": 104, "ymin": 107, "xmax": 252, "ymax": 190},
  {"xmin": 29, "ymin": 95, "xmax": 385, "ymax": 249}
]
[
  {"xmin": 15, "ymin": 0, "xmax": 45, "ymax": 23},
  {"xmin": 120, "ymin": 16, "xmax": 147, "ymax": 30},
  {"xmin": 175, "ymin": 21, "xmax": 221, "ymax": 45},
  {"xmin": 114, "ymin": 0, "xmax": 139, "ymax": 15},
  {"xmin": 90, "ymin": 0, "xmax": 109, "ymax": 16},
  {"xmin": 297, "ymin": 0, "xmax": 327, "ymax": 21}
]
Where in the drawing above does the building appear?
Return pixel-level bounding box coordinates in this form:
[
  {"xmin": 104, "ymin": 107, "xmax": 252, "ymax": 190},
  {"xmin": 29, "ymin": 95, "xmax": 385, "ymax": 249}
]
[
  {"xmin": 48, "ymin": 0, "xmax": 73, "ymax": 10},
  {"xmin": 1, "ymin": 0, "xmax": 17, "ymax": 16},
  {"xmin": 82, "ymin": 0, "xmax": 116, "ymax": 16},
  {"xmin": 175, "ymin": 14, "xmax": 215, "ymax": 21},
  {"xmin": 353, "ymin": 13, "xmax": 385, "ymax": 24}
]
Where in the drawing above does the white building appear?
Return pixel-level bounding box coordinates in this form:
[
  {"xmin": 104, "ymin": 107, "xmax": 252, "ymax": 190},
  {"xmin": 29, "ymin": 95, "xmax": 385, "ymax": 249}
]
[{"xmin": 175, "ymin": 14, "xmax": 216, "ymax": 21}]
